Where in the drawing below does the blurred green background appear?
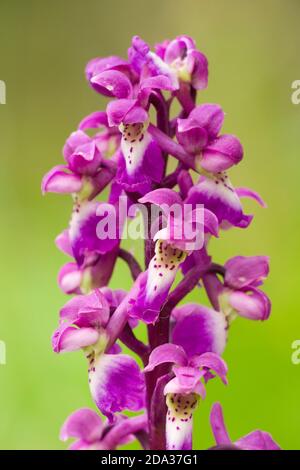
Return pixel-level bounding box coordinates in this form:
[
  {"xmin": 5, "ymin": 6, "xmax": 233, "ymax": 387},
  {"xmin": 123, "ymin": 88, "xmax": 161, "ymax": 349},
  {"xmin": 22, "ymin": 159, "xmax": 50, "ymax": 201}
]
[{"xmin": 0, "ymin": 0, "xmax": 299, "ymax": 450}]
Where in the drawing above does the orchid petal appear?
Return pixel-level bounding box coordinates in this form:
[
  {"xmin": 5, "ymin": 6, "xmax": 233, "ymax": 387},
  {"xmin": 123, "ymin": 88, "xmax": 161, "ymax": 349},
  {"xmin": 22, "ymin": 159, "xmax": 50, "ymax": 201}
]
[
  {"xmin": 55, "ymin": 229, "xmax": 73, "ymax": 257},
  {"xmin": 144, "ymin": 344, "xmax": 188, "ymax": 372},
  {"xmin": 139, "ymin": 188, "xmax": 183, "ymax": 208},
  {"xmin": 41, "ymin": 165, "xmax": 83, "ymax": 194},
  {"xmin": 210, "ymin": 403, "xmax": 232, "ymax": 446},
  {"xmin": 60, "ymin": 408, "xmax": 103, "ymax": 443},
  {"xmin": 236, "ymin": 187, "xmax": 267, "ymax": 208},
  {"xmin": 201, "ymin": 134, "xmax": 243, "ymax": 173},
  {"xmin": 224, "ymin": 255, "xmax": 270, "ymax": 289},
  {"xmin": 172, "ymin": 305, "xmax": 227, "ymax": 357},
  {"xmin": 228, "ymin": 287, "xmax": 271, "ymax": 321},
  {"xmin": 129, "ymin": 241, "xmax": 186, "ymax": 323},
  {"xmin": 186, "ymin": 174, "xmax": 243, "ymax": 226},
  {"xmin": 52, "ymin": 325, "xmax": 99, "ymax": 353},
  {"xmin": 165, "ymin": 392, "xmax": 199, "ymax": 450},
  {"xmin": 58, "ymin": 263, "xmax": 82, "ymax": 294},
  {"xmin": 189, "ymin": 352, "xmax": 228, "ymax": 384},
  {"xmin": 78, "ymin": 111, "xmax": 109, "ymax": 131},
  {"xmin": 90, "ymin": 70, "xmax": 133, "ymax": 99},
  {"xmin": 89, "ymin": 353, "xmax": 145, "ymax": 420},
  {"xmin": 236, "ymin": 430, "xmax": 281, "ymax": 450},
  {"xmin": 59, "ymin": 289, "xmax": 110, "ymax": 327},
  {"xmin": 69, "ymin": 200, "xmax": 119, "ymax": 266},
  {"xmin": 107, "ymin": 99, "xmax": 147, "ymax": 127},
  {"xmin": 85, "ymin": 56, "xmax": 131, "ymax": 81}
]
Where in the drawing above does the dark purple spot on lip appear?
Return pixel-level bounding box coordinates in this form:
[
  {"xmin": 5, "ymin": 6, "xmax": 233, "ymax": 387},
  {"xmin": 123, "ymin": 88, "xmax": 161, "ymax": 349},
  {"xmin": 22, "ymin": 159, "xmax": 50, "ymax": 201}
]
[
  {"xmin": 176, "ymin": 426, "xmax": 180, "ymax": 430},
  {"xmin": 172, "ymin": 417, "xmax": 175, "ymax": 422}
]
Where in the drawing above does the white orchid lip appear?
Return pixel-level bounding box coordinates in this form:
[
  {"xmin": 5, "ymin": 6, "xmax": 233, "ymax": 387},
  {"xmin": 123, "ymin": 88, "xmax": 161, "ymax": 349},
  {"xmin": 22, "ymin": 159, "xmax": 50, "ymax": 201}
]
[{"xmin": 166, "ymin": 393, "xmax": 199, "ymax": 450}]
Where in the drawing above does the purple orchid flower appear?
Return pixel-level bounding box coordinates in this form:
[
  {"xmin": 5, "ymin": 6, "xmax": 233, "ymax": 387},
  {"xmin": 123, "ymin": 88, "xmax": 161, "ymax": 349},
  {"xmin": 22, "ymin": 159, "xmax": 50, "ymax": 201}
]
[
  {"xmin": 144, "ymin": 344, "xmax": 227, "ymax": 450},
  {"xmin": 78, "ymin": 111, "xmax": 121, "ymax": 158},
  {"xmin": 186, "ymin": 173, "xmax": 266, "ymax": 228},
  {"xmin": 52, "ymin": 289, "xmax": 145, "ymax": 420},
  {"xmin": 106, "ymin": 76, "xmax": 175, "ymax": 194},
  {"xmin": 128, "ymin": 36, "xmax": 179, "ymax": 88},
  {"xmin": 210, "ymin": 403, "xmax": 280, "ymax": 450},
  {"xmin": 176, "ymin": 104, "xmax": 243, "ymax": 173},
  {"xmin": 171, "ymin": 256, "xmax": 270, "ymax": 361},
  {"xmin": 55, "ymin": 194, "xmax": 125, "ymax": 295},
  {"xmin": 42, "ymin": 130, "xmax": 102, "ymax": 196},
  {"xmin": 60, "ymin": 408, "xmax": 147, "ymax": 450},
  {"xmin": 155, "ymin": 35, "xmax": 208, "ymax": 91},
  {"xmin": 219, "ymin": 255, "xmax": 271, "ymax": 321},
  {"xmin": 42, "ymin": 112, "xmax": 119, "ymax": 198},
  {"xmin": 85, "ymin": 54, "xmax": 137, "ymax": 96},
  {"xmin": 85, "ymin": 46, "xmax": 176, "ymax": 194},
  {"xmin": 128, "ymin": 188, "xmax": 219, "ymax": 324}
]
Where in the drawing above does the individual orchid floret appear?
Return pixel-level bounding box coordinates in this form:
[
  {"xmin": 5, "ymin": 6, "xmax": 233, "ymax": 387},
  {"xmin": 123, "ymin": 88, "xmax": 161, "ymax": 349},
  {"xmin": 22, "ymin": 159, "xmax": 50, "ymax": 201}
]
[
  {"xmin": 144, "ymin": 344, "xmax": 227, "ymax": 450},
  {"xmin": 92, "ymin": 51, "xmax": 176, "ymax": 194},
  {"xmin": 56, "ymin": 196, "xmax": 124, "ymax": 294},
  {"xmin": 69, "ymin": 199, "xmax": 121, "ymax": 267},
  {"xmin": 210, "ymin": 403, "xmax": 280, "ymax": 450},
  {"xmin": 128, "ymin": 189, "xmax": 219, "ymax": 323},
  {"xmin": 42, "ymin": 130, "xmax": 102, "ymax": 195},
  {"xmin": 186, "ymin": 173, "xmax": 266, "ymax": 228},
  {"xmin": 77, "ymin": 111, "xmax": 121, "ymax": 158},
  {"xmin": 85, "ymin": 55, "xmax": 136, "ymax": 97},
  {"xmin": 155, "ymin": 35, "xmax": 208, "ymax": 90},
  {"xmin": 106, "ymin": 75, "xmax": 175, "ymax": 194},
  {"xmin": 176, "ymin": 104, "xmax": 243, "ymax": 173},
  {"xmin": 57, "ymin": 250, "xmax": 118, "ymax": 295},
  {"xmin": 41, "ymin": 164, "xmax": 84, "ymax": 195},
  {"xmin": 42, "ymin": 112, "xmax": 119, "ymax": 198},
  {"xmin": 52, "ymin": 289, "xmax": 145, "ymax": 420},
  {"xmin": 128, "ymin": 36, "xmax": 179, "ymax": 89},
  {"xmin": 60, "ymin": 408, "xmax": 147, "ymax": 450},
  {"xmin": 219, "ymin": 255, "xmax": 271, "ymax": 321},
  {"xmin": 171, "ymin": 304, "xmax": 227, "ymax": 357},
  {"xmin": 62, "ymin": 130, "xmax": 102, "ymax": 176}
]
